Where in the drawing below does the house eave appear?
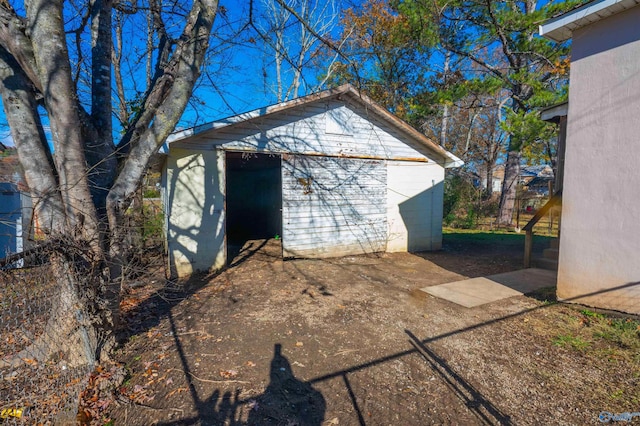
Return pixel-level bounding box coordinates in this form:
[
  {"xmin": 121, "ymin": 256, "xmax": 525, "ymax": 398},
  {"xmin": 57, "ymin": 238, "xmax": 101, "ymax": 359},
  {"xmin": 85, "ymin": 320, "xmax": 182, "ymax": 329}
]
[
  {"xmin": 541, "ymin": 102, "xmax": 569, "ymax": 123},
  {"xmin": 539, "ymin": 0, "xmax": 640, "ymax": 42}
]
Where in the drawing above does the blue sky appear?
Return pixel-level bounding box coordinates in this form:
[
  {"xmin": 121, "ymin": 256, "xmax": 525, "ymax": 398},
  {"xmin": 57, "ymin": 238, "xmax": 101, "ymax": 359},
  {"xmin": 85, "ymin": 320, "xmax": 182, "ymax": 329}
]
[{"xmin": 1, "ymin": 0, "xmax": 349, "ymax": 146}]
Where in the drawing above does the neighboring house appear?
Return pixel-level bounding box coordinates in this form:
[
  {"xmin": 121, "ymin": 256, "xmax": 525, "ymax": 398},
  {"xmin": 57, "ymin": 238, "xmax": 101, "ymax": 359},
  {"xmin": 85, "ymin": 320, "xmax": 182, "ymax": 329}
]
[
  {"xmin": 160, "ymin": 84, "xmax": 462, "ymax": 277},
  {"xmin": 521, "ymin": 165, "xmax": 554, "ymax": 196},
  {"xmin": 540, "ymin": 0, "xmax": 640, "ymax": 314},
  {"xmin": 476, "ymin": 164, "xmax": 504, "ymax": 194},
  {"xmin": 0, "ymin": 182, "xmax": 32, "ymax": 267},
  {"xmin": 478, "ymin": 164, "xmax": 553, "ymax": 195}
]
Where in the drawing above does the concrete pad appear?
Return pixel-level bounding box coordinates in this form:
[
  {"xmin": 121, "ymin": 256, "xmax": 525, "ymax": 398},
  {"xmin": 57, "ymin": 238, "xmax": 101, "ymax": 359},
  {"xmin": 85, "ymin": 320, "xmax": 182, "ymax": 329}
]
[{"xmin": 420, "ymin": 268, "xmax": 557, "ymax": 308}]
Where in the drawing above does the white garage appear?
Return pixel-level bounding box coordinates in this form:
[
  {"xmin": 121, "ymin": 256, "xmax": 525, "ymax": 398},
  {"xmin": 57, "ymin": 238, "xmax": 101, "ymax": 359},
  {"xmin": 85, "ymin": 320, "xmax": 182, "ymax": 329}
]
[{"xmin": 161, "ymin": 84, "xmax": 461, "ymax": 277}]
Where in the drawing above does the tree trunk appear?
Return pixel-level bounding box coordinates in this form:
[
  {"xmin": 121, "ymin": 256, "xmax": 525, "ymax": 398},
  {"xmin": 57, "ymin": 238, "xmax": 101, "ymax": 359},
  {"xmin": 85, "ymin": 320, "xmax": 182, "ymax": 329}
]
[
  {"xmin": 485, "ymin": 164, "xmax": 494, "ymax": 199},
  {"xmin": 439, "ymin": 52, "xmax": 451, "ymax": 147},
  {"xmin": 497, "ymin": 149, "xmax": 521, "ymax": 225}
]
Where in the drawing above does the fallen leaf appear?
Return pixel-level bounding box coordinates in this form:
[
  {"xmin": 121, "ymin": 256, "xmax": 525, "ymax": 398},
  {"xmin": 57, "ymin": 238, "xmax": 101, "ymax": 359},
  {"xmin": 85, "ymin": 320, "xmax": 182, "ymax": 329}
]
[
  {"xmin": 246, "ymin": 361, "xmax": 256, "ymax": 367},
  {"xmin": 219, "ymin": 369, "xmax": 238, "ymax": 379},
  {"xmin": 167, "ymin": 387, "xmax": 188, "ymax": 398}
]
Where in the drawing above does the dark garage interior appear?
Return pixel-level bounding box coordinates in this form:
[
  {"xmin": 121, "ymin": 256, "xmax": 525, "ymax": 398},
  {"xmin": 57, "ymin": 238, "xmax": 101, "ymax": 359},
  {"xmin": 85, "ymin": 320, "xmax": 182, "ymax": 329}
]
[{"xmin": 225, "ymin": 151, "xmax": 282, "ymax": 258}]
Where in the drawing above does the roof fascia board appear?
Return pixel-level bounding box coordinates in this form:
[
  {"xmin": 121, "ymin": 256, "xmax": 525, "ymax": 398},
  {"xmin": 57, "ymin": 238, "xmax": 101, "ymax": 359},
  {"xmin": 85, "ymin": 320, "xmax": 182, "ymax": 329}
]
[
  {"xmin": 540, "ymin": 102, "xmax": 569, "ymax": 122},
  {"xmin": 539, "ymin": 0, "xmax": 638, "ymax": 42}
]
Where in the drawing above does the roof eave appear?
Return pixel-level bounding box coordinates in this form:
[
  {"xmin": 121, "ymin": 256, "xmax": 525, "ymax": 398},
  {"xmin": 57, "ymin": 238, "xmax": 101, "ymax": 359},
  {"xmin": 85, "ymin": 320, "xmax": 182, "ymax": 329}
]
[
  {"xmin": 540, "ymin": 102, "xmax": 569, "ymax": 123},
  {"xmin": 539, "ymin": 0, "xmax": 640, "ymax": 42}
]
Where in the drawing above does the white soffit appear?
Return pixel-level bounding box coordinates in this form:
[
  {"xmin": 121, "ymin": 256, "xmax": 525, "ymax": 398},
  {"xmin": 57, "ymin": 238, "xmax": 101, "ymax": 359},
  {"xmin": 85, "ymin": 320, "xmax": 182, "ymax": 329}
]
[
  {"xmin": 540, "ymin": 102, "xmax": 569, "ymax": 122},
  {"xmin": 539, "ymin": 0, "xmax": 640, "ymax": 42}
]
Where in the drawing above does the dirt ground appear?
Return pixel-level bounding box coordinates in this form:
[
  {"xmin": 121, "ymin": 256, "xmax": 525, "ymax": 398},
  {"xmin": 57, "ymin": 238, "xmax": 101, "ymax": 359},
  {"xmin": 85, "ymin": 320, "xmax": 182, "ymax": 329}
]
[{"xmin": 104, "ymin": 233, "xmax": 639, "ymax": 425}]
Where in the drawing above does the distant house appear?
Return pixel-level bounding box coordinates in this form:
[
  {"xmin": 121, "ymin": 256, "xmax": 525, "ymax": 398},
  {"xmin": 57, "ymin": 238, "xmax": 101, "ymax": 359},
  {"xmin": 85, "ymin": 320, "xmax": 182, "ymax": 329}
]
[
  {"xmin": 540, "ymin": 0, "xmax": 640, "ymax": 314},
  {"xmin": 160, "ymin": 84, "xmax": 462, "ymax": 277},
  {"xmin": 521, "ymin": 165, "xmax": 554, "ymax": 196},
  {"xmin": 479, "ymin": 164, "xmax": 553, "ymax": 195}
]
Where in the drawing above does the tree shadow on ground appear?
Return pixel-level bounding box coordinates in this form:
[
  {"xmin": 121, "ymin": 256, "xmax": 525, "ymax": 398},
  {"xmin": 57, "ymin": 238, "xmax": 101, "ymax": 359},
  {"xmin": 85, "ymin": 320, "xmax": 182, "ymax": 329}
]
[
  {"xmin": 157, "ymin": 343, "xmax": 325, "ymax": 425},
  {"xmin": 120, "ymin": 239, "xmax": 277, "ymax": 340}
]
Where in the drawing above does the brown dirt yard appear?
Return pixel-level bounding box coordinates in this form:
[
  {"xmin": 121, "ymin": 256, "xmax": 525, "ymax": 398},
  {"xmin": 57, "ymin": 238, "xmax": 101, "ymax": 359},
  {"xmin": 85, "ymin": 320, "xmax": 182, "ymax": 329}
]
[{"xmin": 104, "ymin": 232, "xmax": 640, "ymax": 425}]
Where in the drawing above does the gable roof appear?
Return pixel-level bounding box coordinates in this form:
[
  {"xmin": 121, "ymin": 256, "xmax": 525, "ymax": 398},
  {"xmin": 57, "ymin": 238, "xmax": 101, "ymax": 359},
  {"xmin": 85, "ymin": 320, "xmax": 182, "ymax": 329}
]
[
  {"xmin": 163, "ymin": 84, "xmax": 462, "ymax": 168},
  {"xmin": 539, "ymin": 0, "xmax": 640, "ymax": 42}
]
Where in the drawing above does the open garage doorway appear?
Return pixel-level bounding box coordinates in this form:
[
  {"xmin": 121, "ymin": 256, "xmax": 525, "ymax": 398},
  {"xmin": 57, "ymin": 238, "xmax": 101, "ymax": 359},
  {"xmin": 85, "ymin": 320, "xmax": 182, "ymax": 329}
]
[{"xmin": 225, "ymin": 151, "xmax": 283, "ymax": 263}]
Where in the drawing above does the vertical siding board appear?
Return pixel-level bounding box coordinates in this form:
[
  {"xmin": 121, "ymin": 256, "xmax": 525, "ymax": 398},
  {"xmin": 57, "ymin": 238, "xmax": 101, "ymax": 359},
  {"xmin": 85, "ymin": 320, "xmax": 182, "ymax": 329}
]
[
  {"xmin": 282, "ymin": 155, "xmax": 388, "ymax": 258},
  {"xmin": 386, "ymin": 161, "xmax": 445, "ymax": 252}
]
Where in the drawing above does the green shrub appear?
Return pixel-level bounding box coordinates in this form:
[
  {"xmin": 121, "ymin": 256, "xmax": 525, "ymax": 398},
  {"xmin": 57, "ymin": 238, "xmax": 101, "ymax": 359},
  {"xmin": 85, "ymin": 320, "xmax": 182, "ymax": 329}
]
[
  {"xmin": 143, "ymin": 188, "xmax": 160, "ymax": 198},
  {"xmin": 443, "ymin": 173, "xmax": 483, "ymax": 229}
]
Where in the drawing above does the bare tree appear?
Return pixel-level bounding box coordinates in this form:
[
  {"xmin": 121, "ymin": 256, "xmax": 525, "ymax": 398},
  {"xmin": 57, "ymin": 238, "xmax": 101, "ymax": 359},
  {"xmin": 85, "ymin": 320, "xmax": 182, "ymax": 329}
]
[
  {"xmin": 0, "ymin": 0, "xmax": 219, "ymax": 366},
  {"xmin": 255, "ymin": 0, "xmax": 338, "ymax": 102}
]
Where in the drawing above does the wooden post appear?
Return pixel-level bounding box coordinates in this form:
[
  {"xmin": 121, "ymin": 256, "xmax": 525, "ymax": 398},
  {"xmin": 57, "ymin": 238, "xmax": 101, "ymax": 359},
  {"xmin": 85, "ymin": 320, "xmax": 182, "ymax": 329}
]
[
  {"xmin": 548, "ymin": 181, "xmax": 553, "ymax": 235},
  {"xmin": 524, "ymin": 229, "xmax": 533, "ymax": 268}
]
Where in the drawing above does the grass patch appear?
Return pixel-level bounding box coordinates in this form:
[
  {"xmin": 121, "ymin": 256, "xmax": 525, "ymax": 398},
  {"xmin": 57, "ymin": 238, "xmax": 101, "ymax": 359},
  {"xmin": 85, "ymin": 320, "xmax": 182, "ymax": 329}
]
[
  {"xmin": 528, "ymin": 286, "xmax": 557, "ymax": 305},
  {"xmin": 442, "ymin": 228, "xmax": 555, "ymax": 252},
  {"xmin": 580, "ymin": 308, "xmax": 604, "ymax": 319},
  {"xmin": 591, "ymin": 317, "xmax": 640, "ymax": 350},
  {"xmin": 551, "ymin": 307, "xmax": 640, "ymax": 362},
  {"xmin": 552, "ymin": 334, "xmax": 590, "ymax": 350}
]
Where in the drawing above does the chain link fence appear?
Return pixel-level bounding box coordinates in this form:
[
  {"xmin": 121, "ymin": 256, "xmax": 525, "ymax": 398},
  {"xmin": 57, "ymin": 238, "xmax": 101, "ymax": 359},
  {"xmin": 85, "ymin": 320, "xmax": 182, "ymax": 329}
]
[
  {"xmin": 0, "ymin": 196, "xmax": 165, "ymax": 424},
  {"xmin": 0, "ymin": 265, "xmax": 92, "ymax": 424}
]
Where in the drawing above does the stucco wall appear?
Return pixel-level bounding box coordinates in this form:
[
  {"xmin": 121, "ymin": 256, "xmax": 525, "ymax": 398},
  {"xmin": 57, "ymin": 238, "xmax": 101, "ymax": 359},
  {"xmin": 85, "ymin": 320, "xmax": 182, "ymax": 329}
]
[
  {"xmin": 387, "ymin": 162, "xmax": 444, "ymax": 252},
  {"xmin": 559, "ymin": 7, "xmax": 640, "ymax": 314},
  {"xmin": 165, "ymin": 148, "xmax": 226, "ymax": 277}
]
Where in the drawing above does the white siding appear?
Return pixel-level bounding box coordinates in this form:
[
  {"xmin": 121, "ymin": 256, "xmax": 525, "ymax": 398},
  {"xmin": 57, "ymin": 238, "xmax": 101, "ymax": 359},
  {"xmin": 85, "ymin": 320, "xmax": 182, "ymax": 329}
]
[
  {"xmin": 386, "ymin": 162, "xmax": 444, "ymax": 252},
  {"xmin": 165, "ymin": 148, "xmax": 226, "ymax": 276},
  {"xmin": 282, "ymin": 155, "xmax": 387, "ymax": 258},
  {"xmin": 175, "ymin": 100, "xmax": 430, "ymax": 162}
]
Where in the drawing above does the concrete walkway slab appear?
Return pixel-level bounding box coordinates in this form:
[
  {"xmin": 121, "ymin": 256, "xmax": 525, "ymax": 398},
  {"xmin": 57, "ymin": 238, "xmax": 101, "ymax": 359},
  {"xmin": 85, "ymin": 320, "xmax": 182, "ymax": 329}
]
[{"xmin": 419, "ymin": 268, "xmax": 557, "ymax": 308}]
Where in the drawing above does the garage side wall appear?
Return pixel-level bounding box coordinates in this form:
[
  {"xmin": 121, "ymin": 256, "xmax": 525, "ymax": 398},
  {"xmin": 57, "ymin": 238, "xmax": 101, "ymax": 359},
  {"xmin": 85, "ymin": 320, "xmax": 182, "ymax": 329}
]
[
  {"xmin": 387, "ymin": 161, "xmax": 444, "ymax": 252},
  {"xmin": 282, "ymin": 155, "xmax": 387, "ymax": 258},
  {"xmin": 165, "ymin": 148, "xmax": 226, "ymax": 277}
]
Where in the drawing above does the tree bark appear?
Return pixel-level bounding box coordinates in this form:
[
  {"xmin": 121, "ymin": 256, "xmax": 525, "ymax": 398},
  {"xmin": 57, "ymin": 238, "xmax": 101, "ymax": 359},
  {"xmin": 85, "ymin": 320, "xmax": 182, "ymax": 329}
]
[
  {"xmin": 27, "ymin": 0, "xmax": 101, "ymax": 247},
  {"xmin": 485, "ymin": 164, "xmax": 494, "ymax": 199},
  {"xmin": 0, "ymin": 47, "xmax": 65, "ymax": 233},
  {"xmin": 497, "ymin": 148, "xmax": 521, "ymax": 224}
]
